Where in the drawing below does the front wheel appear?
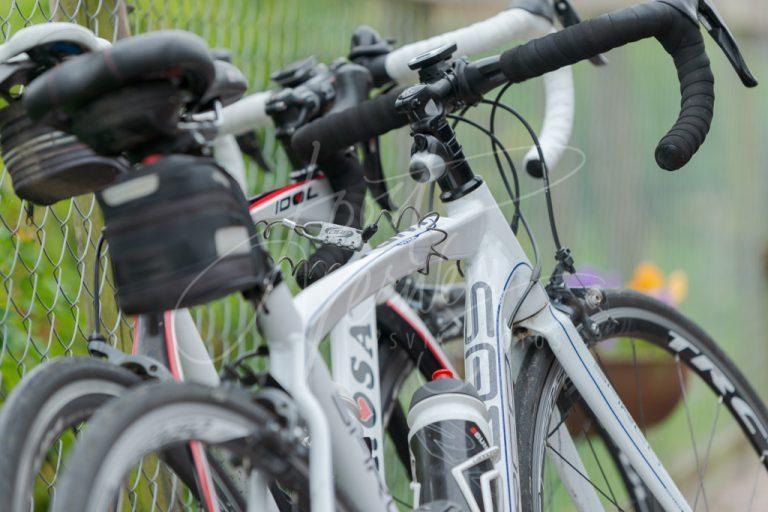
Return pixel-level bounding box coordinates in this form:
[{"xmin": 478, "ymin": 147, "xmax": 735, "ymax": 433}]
[
  {"xmin": 516, "ymin": 289, "xmax": 768, "ymax": 511},
  {"xmin": 51, "ymin": 382, "xmax": 312, "ymax": 512}
]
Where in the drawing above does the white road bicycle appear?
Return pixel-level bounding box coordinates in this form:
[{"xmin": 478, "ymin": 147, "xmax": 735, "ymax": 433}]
[
  {"xmin": 33, "ymin": 1, "xmax": 768, "ymax": 511},
  {"xmin": 0, "ymin": 4, "xmax": 580, "ymax": 511}
]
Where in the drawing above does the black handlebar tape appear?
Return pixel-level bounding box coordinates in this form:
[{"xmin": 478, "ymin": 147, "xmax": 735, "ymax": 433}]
[
  {"xmin": 295, "ymin": 151, "xmax": 367, "ymax": 288},
  {"xmin": 365, "ymin": 55, "xmax": 392, "ymax": 88},
  {"xmin": 498, "ymin": 2, "xmax": 714, "ymax": 171},
  {"xmin": 291, "ymin": 86, "xmax": 408, "ymax": 163}
]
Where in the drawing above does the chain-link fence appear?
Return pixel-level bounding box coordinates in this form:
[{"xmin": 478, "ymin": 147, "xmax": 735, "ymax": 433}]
[
  {"xmin": 0, "ymin": 0, "xmax": 431, "ymax": 389},
  {"xmin": 2, "ymin": 0, "xmax": 768, "ymax": 509},
  {"xmin": 0, "ymin": 1, "xmax": 431, "ymax": 507}
]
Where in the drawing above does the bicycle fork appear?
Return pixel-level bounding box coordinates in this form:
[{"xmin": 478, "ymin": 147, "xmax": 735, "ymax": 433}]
[{"xmin": 521, "ymin": 305, "xmax": 692, "ymax": 512}]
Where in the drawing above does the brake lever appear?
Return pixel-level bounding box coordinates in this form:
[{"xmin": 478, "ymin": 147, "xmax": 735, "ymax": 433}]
[
  {"xmin": 657, "ymin": 0, "xmax": 757, "ymax": 87},
  {"xmin": 697, "ymin": 0, "xmax": 758, "ymax": 87},
  {"xmin": 553, "ymin": 0, "xmax": 608, "ymax": 66}
]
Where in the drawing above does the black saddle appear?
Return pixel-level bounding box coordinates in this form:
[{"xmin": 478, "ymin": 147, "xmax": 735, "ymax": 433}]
[
  {"xmin": 201, "ymin": 59, "xmax": 248, "ymax": 108},
  {"xmin": 24, "ymin": 30, "xmax": 215, "ymax": 123}
]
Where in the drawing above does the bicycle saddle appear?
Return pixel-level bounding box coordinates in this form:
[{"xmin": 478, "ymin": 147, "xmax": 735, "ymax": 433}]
[
  {"xmin": 0, "ymin": 23, "xmax": 105, "ymax": 97},
  {"xmin": 0, "ymin": 22, "xmax": 103, "ymax": 65},
  {"xmin": 24, "ymin": 30, "xmax": 215, "ymax": 123},
  {"xmin": 201, "ymin": 59, "xmax": 248, "ymax": 108}
]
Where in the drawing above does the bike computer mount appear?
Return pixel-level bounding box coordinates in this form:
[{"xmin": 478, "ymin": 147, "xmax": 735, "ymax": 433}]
[
  {"xmin": 408, "ymin": 42, "xmax": 457, "ymax": 83},
  {"xmin": 397, "ymin": 43, "xmax": 482, "ymax": 202},
  {"xmin": 271, "ymin": 56, "xmax": 322, "ymax": 88}
]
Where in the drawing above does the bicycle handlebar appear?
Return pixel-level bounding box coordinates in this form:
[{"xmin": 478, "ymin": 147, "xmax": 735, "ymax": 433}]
[
  {"xmin": 217, "ymin": 90, "xmax": 274, "ymax": 136},
  {"xmin": 380, "ymin": 7, "xmax": 554, "ymax": 85},
  {"xmin": 292, "ymin": 86, "xmax": 407, "ymax": 162},
  {"xmin": 294, "ymin": 1, "xmax": 717, "ymax": 172},
  {"xmin": 363, "ymin": 5, "xmax": 575, "ymax": 176},
  {"xmin": 496, "ymin": 1, "xmax": 713, "ymax": 171},
  {"xmin": 221, "ymin": 5, "xmax": 574, "ymax": 176}
]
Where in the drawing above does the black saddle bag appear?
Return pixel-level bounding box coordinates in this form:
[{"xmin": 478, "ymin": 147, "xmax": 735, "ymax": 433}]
[
  {"xmin": 98, "ymin": 154, "xmax": 272, "ymax": 314},
  {"xmin": 0, "ymin": 101, "xmax": 127, "ymax": 205}
]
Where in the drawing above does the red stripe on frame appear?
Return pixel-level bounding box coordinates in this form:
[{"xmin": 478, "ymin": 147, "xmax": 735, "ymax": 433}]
[
  {"xmin": 191, "ymin": 441, "xmax": 220, "ymax": 512},
  {"xmin": 162, "ymin": 311, "xmax": 219, "ymax": 511},
  {"xmin": 163, "ymin": 311, "xmax": 183, "ymax": 380},
  {"xmin": 385, "ymin": 298, "xmax": 452, "ymax": 371}
]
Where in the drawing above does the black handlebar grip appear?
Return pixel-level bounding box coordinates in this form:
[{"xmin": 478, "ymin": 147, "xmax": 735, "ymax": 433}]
[
  {"xmin": 295, "ymin": 151, "xmax": 367, "ymax": 287},
  {"xmin": 291, "ymin": 86, "xmax": 408, "ymax": 163},
  {"xmin": 498, "ymin": 1, "xmax": 714, "ymax": 171}
]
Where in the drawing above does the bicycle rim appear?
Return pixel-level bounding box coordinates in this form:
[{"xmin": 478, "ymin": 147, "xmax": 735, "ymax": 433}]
[{"xmin": 518, "ymin": 289, "xmax": 768, "ymax": 511}]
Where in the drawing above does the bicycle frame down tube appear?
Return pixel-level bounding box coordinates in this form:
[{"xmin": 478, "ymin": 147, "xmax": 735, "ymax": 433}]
[{"xmin": 295, "ymin": 181, "xmax": 692, "ymax": 512}]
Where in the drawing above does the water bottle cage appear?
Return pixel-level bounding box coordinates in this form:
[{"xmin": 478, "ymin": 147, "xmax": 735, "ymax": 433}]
[{"xmin": 450, "ymin": 446, "xmax": 501, "ymax": 512}]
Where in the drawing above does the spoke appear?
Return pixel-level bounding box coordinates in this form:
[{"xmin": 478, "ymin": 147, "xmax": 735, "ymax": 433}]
[
  {"xmin": 580, "ymin": 415, "xmax": 620, "ymax": 507},
  {"xmin": 675, "ymin": 355, "xmax": 710, "ymax": 512},
  {"xmin": 548, "ymin": 400, "xmax": 573, "ymax": 438},
  {"xmin": 391, "ymin": 494, "xmax": 413, "ymax": 509},
  {"xmin": 546, "ymin": 441, "xmax": 626, "ymax": 511},
  {"xmin": 692, "ymin": 397, "xmax": 722, "ymax": 511},
  {"xmin": 747, "ymin": 452, "xmax": 766, "ymax": 512},
  {"xmin": 630, "ymin": 338, "xmax": 648, "ymax": 434}
]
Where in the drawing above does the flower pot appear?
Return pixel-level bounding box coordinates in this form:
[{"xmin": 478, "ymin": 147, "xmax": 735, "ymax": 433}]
[{"xmin": 567, "ymin": 358, "xmax": 688, "ymax": 435}]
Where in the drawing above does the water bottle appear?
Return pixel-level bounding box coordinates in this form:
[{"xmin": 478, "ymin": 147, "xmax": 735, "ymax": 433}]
[{"xmin": 408, "ymin": 370, "xmax": 499, "ymax": 511}]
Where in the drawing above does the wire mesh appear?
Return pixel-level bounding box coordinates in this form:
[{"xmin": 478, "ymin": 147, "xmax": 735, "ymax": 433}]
[
  {"xmin": 0, "ymin": 0, "xmax": 430, "ymax": 381},
  {"xmin": 0, "ymin": 0, "xmax": 429, "ymax": 508}
]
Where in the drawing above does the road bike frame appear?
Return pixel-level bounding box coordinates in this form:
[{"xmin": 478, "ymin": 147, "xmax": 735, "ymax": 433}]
[
  {"xmin": 127, "ymin": 165, "xmax": 454, "ymax": 510},
  {"xmin": 248, "ymin": 176, "xmax": 695, "ymax": 512}
]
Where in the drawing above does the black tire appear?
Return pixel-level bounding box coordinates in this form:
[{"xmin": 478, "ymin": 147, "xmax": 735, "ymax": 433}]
[
  {"xmin": 515, "ymin": 289, "xmax": 768, "ymax": 511},
  {"xmin": 379, "ymin": 338, "xmax": 417, "ymax": 476},
  {"xmin": 0, "ymin": 357, "xmax": 141, "ymax": 512},
  {"xmin": 51, "ymin": 382, "xmax": 311, "ymax": 512}
]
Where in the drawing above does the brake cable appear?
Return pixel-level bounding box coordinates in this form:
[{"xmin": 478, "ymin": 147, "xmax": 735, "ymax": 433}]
[{"xmin": 88, "ymin": 231, "xmax": 108, "ymax": 343}]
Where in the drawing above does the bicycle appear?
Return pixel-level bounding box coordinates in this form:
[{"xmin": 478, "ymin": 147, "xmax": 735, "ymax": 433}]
[
  {"xmin": 0, "ymin": 3, "xmax": 579, "ymax": 510},
  {"xmin": 30, "ymin": 0, "xmax": 768, "ymax": 511}
]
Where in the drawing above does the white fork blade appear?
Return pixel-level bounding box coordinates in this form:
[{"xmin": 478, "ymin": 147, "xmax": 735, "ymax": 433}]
[{"xmin": 523, "ymin": 306, "xmax": 692, "ymax": 512}]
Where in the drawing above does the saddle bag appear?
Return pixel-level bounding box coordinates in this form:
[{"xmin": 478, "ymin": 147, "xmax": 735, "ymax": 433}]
[
  {"xmin": 0, "ymin": 101, "xmax": 127, "ymax": 205},
  {"xmin": 67, "ymin": 82, "xmax": 185, "ymax": 156},
  {"xmin": 97, "ymin": 154, "xmax": 273, "ymax": 314}
]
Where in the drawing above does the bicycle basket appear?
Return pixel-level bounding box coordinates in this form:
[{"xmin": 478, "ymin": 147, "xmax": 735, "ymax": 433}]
[
  {"xmin": 97, "ymin": 154, "xmax": 273, "ymax": 314},
  {"xmin": 0, "ymin": 101, "xmax": 127, "ymax": 205}
]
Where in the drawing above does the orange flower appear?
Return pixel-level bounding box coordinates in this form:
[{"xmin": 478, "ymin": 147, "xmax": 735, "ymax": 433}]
[
  {"xmin": 627, "ymin": 262, "xmax": 665, "ymax": 293},
  {"xmin": 627, "ymin": 262, "xmax": 688, "ymax": 306},
  {"xmin": 667, "ymin": 270, "xmax": 689, "ymax": 304}
]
